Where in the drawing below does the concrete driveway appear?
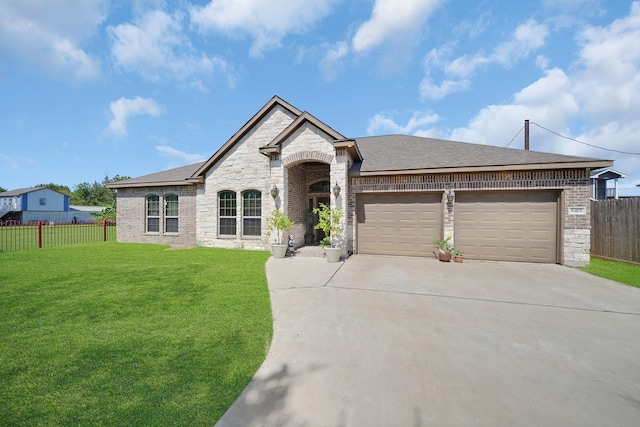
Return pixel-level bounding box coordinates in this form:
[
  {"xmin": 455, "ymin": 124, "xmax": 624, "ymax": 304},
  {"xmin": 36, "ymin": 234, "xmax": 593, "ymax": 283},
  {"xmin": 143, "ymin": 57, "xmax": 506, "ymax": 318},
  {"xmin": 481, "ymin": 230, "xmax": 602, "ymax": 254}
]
[{"xmin": 216, "ymin": 255, "xmax": 640, "ymax": 427}]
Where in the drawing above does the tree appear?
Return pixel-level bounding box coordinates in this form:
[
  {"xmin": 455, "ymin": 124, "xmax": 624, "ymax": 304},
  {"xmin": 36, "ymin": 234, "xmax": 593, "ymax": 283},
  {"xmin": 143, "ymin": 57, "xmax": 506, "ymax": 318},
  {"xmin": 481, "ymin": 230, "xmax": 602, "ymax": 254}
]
[
  {"xmin": 71, "ymin": 175, "xmax": 130, "ymax": 207},
  {"xmin": 0, "ymin": 186, "xmax": 7, "ymax": 193}
]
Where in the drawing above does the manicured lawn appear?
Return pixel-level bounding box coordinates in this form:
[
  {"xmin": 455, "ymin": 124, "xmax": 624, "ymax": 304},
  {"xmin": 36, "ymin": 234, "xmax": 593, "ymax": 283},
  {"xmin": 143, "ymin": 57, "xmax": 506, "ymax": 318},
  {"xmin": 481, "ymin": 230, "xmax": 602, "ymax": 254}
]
[
  {"xmin": 580, "ymin": 257, "xmax": 640, "ymax": 288},
  {"xmin": 0, "ymin": 243, "xmax": 272, "ymax": 426}
]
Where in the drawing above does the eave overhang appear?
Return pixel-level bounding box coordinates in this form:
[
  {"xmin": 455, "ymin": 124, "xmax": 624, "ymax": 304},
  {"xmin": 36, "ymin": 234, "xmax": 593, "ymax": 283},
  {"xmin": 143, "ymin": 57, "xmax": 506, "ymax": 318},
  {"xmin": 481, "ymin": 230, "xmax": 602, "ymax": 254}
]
[{"xmin": 106, "ymin": 177, "xmax": 203, "ymax": 189}]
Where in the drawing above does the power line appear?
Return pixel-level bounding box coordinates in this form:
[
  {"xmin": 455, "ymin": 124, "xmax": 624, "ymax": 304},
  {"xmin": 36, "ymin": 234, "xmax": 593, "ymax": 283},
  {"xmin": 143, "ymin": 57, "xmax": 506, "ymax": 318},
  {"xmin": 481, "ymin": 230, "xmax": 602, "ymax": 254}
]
[
  {"xmin": 530, "ymin": 122, "xmax": 640, "ymax": 156},
  {"xmin": 504, "ymin": 125, "xmax": 524, "ymax": 148}
]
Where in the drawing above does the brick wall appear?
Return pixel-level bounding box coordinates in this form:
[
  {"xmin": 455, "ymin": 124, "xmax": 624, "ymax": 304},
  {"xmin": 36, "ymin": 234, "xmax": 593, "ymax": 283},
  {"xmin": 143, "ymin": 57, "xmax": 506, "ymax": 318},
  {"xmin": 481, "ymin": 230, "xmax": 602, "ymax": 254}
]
[{"xmin": 116, "ymin": 185, "xmax": 197, "ymax": 246}]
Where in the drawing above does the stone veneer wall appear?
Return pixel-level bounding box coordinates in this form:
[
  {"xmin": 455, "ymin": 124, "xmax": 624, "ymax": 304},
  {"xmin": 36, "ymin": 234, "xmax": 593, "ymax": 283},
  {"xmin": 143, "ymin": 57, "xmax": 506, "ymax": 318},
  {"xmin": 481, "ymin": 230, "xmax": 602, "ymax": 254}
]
[
  {"xmin": 196, "ymin": 106, "xmax": 296, "ymax": 249},
  {"xmin": 348, "ymin": 169, "xmax": 592, "ymax": 266},
  {"xmin": 116, "ymin": 185, "xmax": 197, "ymax": 246}
]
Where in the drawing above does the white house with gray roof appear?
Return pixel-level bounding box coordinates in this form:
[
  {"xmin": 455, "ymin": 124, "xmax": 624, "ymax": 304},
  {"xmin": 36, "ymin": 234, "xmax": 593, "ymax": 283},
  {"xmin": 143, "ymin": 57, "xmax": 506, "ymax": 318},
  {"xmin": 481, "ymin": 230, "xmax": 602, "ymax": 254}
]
[{"xmin": 108, "ymin": 96, "xmax": 613, "ymax": 266}]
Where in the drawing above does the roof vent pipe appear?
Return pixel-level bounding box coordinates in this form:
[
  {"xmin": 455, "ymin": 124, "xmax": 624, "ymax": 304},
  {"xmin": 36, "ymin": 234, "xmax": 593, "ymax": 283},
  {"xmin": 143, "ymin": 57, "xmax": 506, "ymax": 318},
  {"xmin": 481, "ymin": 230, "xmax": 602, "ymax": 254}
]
[{"xmin": 524, "ymin": 119, "xmax": 530, "ymax": 150}]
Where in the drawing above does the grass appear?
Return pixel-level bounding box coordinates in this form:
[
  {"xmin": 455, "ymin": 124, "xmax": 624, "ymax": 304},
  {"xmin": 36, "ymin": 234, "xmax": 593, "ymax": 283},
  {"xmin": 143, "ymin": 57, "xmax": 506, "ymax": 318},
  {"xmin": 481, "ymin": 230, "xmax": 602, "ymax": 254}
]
[
  {"xmin": 580, "ymin": 257, "xmax": 640, "ymax": 288},
  {"xmin": 0, "ymin": 242, "xmax": 272, "ymax": 426}
]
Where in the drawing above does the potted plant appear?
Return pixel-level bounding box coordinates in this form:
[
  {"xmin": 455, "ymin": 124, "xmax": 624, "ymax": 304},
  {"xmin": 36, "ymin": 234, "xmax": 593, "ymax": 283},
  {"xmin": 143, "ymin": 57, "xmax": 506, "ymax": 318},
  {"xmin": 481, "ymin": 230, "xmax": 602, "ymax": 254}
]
[
  {"xmin": 313, "ymin": 203, "xmax": 343, "ymax": 263},
  {"xmin": 266, "ymin": 209, "xmax": 294, "ymax": 258},
  {"xmin": 433, "ymin": 236, "xmax": 454, "ymax": 262},
  {"xmin": 453, "ymin": 248, "xmax": 464, "ymax": 263}
]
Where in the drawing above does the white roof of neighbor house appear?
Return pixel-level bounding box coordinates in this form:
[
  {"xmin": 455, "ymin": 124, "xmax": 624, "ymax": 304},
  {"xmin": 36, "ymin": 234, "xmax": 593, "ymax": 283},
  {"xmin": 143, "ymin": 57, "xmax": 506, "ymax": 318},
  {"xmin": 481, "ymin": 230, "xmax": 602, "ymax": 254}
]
[{"xmin": 69, "ymin": 205, "xmax": 105, "ymax": 212}]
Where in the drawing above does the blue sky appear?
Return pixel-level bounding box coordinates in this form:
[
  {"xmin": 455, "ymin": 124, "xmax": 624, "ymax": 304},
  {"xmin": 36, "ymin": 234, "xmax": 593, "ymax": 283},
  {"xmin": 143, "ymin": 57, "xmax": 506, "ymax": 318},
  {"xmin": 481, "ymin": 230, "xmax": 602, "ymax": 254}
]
[{"xmin": 1, "ymin": 0, "xmax": 639, "ymax": 195}]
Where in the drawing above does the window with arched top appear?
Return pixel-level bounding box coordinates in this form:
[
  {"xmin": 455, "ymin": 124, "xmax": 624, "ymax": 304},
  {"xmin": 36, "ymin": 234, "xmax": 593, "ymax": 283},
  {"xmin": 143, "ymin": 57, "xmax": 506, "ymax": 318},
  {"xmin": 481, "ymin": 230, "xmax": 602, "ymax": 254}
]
[
  {"xmin": 242, "ymin": 190, "xmax": 261, "ymax": 236},
  {"xmin": 165, "ymin": 194, "xmax": 178, "ymax": 233},
  {"xmin": 146, "ymin": 195, "xmax": 160, "ymax": 232},
  {"xmin": 219, "ymin": 191, "xmax": 237, "ymax": 235}
]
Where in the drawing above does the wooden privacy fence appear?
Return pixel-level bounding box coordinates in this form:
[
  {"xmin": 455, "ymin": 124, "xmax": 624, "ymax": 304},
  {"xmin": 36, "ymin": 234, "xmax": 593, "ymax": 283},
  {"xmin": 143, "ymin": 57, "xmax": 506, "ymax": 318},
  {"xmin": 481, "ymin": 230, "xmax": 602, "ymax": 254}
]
[{"xmin": 591, "ymin": 198, "xmax": 640, "ymax": 264}]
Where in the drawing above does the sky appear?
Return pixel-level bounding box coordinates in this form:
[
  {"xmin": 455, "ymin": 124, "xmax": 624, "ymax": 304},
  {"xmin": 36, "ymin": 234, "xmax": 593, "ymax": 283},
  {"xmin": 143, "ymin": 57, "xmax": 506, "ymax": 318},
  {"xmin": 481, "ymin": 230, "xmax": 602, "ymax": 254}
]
[{"xmin": 1, "ymin": 0, "xmax": 639, "ymax": 196}]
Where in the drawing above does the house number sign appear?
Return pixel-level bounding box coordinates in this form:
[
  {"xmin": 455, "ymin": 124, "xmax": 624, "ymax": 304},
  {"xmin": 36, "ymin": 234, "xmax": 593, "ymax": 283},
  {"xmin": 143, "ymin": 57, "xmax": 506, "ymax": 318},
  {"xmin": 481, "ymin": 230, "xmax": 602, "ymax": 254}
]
[{"xmin": 568, "ymin": 207, "xmax": 587, "ymax": 215}]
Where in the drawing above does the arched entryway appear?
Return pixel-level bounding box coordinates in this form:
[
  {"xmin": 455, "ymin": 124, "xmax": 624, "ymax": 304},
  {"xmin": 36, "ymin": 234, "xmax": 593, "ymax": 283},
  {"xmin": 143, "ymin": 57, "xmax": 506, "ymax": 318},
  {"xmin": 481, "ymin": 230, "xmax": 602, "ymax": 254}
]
[{"xmin": 285, "ymin": 161, "xmax": 331, "ymax": 246}]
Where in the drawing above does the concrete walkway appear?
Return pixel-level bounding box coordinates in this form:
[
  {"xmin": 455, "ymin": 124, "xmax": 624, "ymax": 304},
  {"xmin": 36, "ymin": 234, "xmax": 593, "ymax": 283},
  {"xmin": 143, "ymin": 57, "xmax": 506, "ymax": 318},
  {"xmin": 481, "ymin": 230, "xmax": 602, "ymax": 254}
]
[{"xmin": 216, "ymin": 255, "xmax": 640, "ymax": 427}]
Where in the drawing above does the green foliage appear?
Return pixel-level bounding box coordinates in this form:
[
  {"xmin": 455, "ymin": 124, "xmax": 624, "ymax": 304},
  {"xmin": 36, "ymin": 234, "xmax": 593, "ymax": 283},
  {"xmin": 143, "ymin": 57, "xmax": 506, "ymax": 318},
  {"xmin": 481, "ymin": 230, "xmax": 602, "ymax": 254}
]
[
  {"xmin": 91, "ymin": 205, "xmax": 116, "ymax": 222},
  {"xmin": 0, "ymin": 186, "xmax": 7, "ymax": 193},
  {"xmin": 319, "ymin": 236, "xmax": 332, "ymax": 248},
  {"xmin": 433, "ymin": 236, "xmax": 454, "ymax": 254},
  {"xmin": 0, "ymin": 243, "xmax": 272, "ymax": 425},
  {"xmin": 579, "ymin": 258, "xmax": 640, "ymax": 288},
  {"xmin": 312, "ymin": 203, "xmax": 343, "ymax": 248},
  {"xmin": 266, "ymin": 209, "xmax": 294, "ymax": 244}
]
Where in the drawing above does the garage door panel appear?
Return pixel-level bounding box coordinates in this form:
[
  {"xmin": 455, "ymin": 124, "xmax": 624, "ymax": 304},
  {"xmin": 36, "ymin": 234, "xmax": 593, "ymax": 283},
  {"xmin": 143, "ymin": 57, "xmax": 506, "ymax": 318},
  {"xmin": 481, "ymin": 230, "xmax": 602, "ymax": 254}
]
[
  {"xmin": 455, "ymin": 191, "xmax": 558, "ymax": 263},
  {"xmin": 357, "ymin": 193, "xmax": 441, "ymax": 257}
]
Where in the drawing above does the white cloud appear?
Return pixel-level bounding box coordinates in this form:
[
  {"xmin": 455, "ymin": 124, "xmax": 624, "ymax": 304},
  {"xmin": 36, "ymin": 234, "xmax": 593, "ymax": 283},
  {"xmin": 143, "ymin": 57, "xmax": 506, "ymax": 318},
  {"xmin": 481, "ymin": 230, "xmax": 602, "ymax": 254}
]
[
  {"xmin": 368, "ymin": 110, "xmax": 441, "ymax": 135},
  {"xmin": 419, "ymin": 78, "xmax": 470, "ymax": 100},
  {"xmin": 190, "ymin": 0, "xmax": 337, "ymax": 57},
  {"xmin": 319, "ymin": 41, "xmax": 349, "ymax": 82},
  {"xmin": 108, "ymin": 97, "xmax": 164, "ymax": 137},
  {"xmin": 448, "ymin": 68, "xmax": 579, "ymax": 150},
  {"xmin": 572, "ymin": 2, "xmax": 640, "ymax": 124},
  {"xmin": 352, "ymin": 0, "xmax": 442, "ymax": 53},
  {"xmin": 0, "ymin": 0, "xmax": 106, "ymax": 82},
  {"xmin": 421, "ymin": 19, "xmax": 549, "ymax": 99},
  {"xmin": 109, "ymin": 10, "xmax": 231, "ymax": 85},
  {"xmin": 155, "ymin": 145, "xmax": 207, "ymax": 164},
  {"xmin": 436, "ymin": 3, "xmax": 640, "ymax": 194}
]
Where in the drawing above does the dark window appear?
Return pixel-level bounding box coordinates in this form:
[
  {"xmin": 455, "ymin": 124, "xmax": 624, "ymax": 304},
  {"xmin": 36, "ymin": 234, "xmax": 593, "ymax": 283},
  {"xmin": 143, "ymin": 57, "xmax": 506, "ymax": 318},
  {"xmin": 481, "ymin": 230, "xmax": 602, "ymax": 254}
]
[
  {"xmin": 219, "ymin": 191, "xmax": 236, "ymax": 235},
  {"xmin": 165, "ymin": 194, "xmax": 178, "ymax": 233},
  {"xmin": 39, "ymin": 198, "xmax": 46, "ymax": 206},
  {"xmin": 308, "ymin": 180, "xmax": 330, "ymax": 193},
  {"xmin": 242, "ymin": 190, "xmax": 262, "ymax": 236},
  {"xmin": 146, "ymin": 195, "xmax": 160, "ymax": 232}
]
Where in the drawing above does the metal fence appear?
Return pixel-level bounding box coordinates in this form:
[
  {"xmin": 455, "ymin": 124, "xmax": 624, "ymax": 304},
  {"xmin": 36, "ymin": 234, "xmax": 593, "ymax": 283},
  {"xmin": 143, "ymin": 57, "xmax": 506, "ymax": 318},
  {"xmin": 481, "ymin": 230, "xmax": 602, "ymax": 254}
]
[
  {"xmin": 0, "ymin": 221, "xmax": 116, "ymax": 252},
  {"xmin": 591, "ymin": 198, "xmax": 640, "ymax": 264}
]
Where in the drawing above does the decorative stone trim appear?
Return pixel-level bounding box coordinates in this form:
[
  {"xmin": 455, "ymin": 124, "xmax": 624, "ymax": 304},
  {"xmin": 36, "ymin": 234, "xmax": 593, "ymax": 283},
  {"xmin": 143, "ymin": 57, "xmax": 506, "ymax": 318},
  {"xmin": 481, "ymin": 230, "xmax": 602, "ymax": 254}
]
[
  {"xmin": 351, "ymin": 170, "xmax": 589, "ymax": 193},
  {"xmin": 282, "ymin": 150, "xmax": 334, "ymax": 167}
]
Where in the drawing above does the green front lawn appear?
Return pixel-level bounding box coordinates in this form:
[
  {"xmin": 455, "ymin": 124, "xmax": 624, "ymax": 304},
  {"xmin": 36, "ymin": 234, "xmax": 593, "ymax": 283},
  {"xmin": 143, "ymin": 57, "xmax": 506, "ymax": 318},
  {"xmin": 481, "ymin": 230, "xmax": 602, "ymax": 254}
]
[
  {"xmin": 0, "ymin": 243, "xmax": 272, "ymax": 426},
  {"xmin": 580, "ymin": 257, "xmax": 640, "ymax": 288}
]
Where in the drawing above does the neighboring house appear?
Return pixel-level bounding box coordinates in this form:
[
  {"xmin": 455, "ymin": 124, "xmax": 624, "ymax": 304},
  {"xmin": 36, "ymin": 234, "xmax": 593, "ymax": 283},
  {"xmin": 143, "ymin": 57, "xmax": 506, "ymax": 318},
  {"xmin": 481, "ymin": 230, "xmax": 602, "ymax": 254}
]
[
  {"xmin": 108, "ymin": 96, "xmax": 613, "ymax": 266},
  {"xmin": 0, "ymin": 187, "xmax": 103, "ymax": 224},
  {"xmin": 590, "ymin": 168, "xmax": 626, "ymax": 200}
]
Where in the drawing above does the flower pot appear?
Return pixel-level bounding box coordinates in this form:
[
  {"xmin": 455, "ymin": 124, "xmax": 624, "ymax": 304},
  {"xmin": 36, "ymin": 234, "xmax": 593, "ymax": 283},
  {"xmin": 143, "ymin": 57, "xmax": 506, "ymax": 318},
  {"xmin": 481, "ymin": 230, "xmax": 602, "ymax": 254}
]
[
  {"xmin": 454, "ymin": 255, "xmax": 463, "ymax": 263},
  {"xmin": 271, "ymin": 244, "xmax": 287, "ymax": 259},
  {"xmin": 438, "ymin": 252, "xmax": 452, "ymax": 262},
  {"xmin": 324, "ymin": 246, "xmax": 341, "ymax": 263}
]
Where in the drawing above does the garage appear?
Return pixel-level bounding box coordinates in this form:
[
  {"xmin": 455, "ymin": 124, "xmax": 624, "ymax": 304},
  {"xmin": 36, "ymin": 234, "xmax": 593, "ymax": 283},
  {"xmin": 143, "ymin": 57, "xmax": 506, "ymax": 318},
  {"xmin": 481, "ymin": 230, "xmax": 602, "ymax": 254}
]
[
  {"xmin": 454, "ymin": 191, "xmax": 559, "ymax": 263},
  {"xmin": 356, "ymin": 193, "xmax": 441, "ymax": 257}
]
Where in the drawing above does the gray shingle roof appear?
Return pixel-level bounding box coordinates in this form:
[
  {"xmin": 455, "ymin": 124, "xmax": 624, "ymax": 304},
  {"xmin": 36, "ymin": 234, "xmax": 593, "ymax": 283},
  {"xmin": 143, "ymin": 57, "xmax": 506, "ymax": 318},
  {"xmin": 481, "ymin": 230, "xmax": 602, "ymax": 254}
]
[
  {"xmin": 0, "ymin": 186, "xmax": 50, "ymax": 197},
  {"xmin": 353, "ymin": 135, "xmax": 610, "ymax": 172},
  {"xmin": 107, "ymin": 161, "xmax": 205, "ymax": 188}
]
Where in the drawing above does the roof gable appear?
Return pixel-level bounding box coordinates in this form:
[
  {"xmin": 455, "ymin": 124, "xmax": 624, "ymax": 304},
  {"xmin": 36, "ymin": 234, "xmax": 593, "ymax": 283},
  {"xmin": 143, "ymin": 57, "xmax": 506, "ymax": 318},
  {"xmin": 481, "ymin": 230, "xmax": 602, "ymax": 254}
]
[
  {"xmin": 0, "ymin": 186, "xmax": 67, "ymax": 197},
  {"xmin": 590, "ymin": 168, "xmax": 626, "ymax": 179},
  {"xmin": 193, "ymin": 95, "xmax": 302, "ymax": 176},
  {"xmin": 259, "ymin": 111, "xmax": 346, "ymax": 155}
]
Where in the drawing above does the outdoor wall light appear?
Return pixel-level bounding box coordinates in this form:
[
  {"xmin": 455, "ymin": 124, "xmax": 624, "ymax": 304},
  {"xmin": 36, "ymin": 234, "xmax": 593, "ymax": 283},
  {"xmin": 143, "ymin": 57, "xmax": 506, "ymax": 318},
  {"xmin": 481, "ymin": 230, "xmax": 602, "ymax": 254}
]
[
  {"xmin": 270, "ymin": 184, "xmax": 279, "ymax": 199},
  {"xmin": 333, "ymin": 182, "xmax": 341, "ymax": 197},
  {"xmin": 446, "ymin": 190, "xmax": 454, "ymax": 203}
]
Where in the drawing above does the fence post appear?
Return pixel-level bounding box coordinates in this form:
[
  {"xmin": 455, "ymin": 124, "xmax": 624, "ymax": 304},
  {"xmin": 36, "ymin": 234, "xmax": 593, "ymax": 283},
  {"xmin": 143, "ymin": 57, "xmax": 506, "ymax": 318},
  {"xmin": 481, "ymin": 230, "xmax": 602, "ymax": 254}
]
[
  {"xmin": 104, "ymin": 221, "xmax": 107, "ymax": 242},
  {"xmin": 38, "ymin": 221, "xmax": 43, "ymax": 248}
]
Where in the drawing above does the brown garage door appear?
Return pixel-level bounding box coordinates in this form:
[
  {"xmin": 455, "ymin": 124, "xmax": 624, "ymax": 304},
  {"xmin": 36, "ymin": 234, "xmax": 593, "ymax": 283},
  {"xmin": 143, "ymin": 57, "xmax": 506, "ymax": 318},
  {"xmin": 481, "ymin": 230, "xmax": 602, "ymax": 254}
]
[
  {"xmin": 357, "ymin": 193, "xmax": 442, "ymax": 256},
  {"xmin": 455, "ymin": 191, "xmax": 558, "ymax": 263}
]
